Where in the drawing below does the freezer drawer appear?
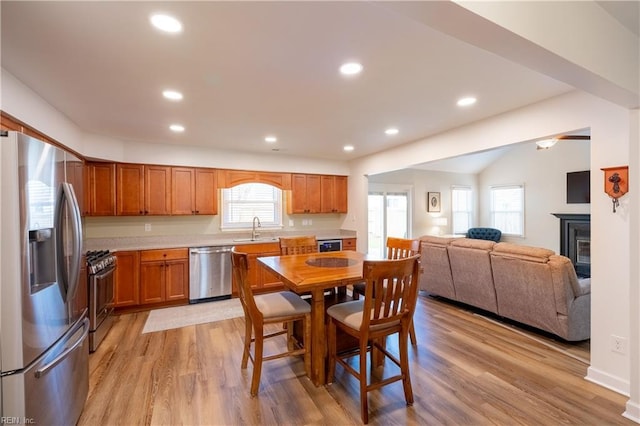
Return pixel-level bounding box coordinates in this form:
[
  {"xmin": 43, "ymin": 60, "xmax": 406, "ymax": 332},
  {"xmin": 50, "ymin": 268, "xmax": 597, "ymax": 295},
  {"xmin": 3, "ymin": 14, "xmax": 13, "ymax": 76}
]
[
  {"xmin": 189, "ymin": 246, "xmax": 233, "ymax": 303},
  {"xmin": 1, "ymin": 317, "xmax": 89, "ymax": 425}
]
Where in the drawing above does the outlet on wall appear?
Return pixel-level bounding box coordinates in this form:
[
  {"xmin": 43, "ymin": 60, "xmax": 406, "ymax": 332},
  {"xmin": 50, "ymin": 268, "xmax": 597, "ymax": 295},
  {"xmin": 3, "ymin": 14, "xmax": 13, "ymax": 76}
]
[
  {"xmin": 610, "ymin": 335, "xmax": 627, "ymax": 354},
  {"xmin": 144, "ymin": 223, "xmax": 151, "ymax": 232}
]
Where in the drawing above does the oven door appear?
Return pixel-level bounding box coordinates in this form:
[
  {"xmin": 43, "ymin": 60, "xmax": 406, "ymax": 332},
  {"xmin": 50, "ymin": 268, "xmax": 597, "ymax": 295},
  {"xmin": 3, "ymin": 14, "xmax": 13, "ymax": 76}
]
[{"xmin": 89, "ymin": 264, "xmax": 115, "ymax": 332}]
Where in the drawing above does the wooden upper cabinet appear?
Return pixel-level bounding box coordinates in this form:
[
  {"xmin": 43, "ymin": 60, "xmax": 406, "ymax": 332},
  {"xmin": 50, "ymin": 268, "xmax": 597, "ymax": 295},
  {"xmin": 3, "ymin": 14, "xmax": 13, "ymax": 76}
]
[
  {"xmin": 320, "ymin": 175, "xmax": 348, "ymax": 213},
  {"xmin": 220, "ymin": 169, "xmax": 291, "ymax": 190},
  {"xmin": 145, "ymin": 165, "xmax": 171, "ymax": 215},
  {"xmin": 171, "ymin": 167, "xmax": 217, "ymax": 215},
  {"xmin": 289, "ymin": 174, "xmax": 321, "ymax": 214},
  {"xmin": 116, "ymin": 163, "xmax": 171, "ymax": 215},
  {"xmin": 116, "ymin": 163, "xmax": 144, "ymax": 215},
  {"xmin": 85, "ymin": 162, "xmax": 116, "ymax": 216}
]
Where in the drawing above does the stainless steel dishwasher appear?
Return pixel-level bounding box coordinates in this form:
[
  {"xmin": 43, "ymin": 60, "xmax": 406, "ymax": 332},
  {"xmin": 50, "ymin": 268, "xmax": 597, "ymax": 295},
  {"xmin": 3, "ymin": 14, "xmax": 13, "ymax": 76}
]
[{"xmin": 189, "ymin": 246, "xmax": 233, "ymax": 303}]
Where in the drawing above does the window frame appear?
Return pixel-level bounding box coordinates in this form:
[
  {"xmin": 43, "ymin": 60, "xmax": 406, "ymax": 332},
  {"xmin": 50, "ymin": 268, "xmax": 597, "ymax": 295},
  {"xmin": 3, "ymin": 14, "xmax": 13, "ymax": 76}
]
[
  {"xmin": 220, "ymin": 182, "xmax": 283, "ymax": 230},
  {"xmin": 451, "ymin": 185, "xmax": 473, "ymax": 235},
  {"xmin": 489, "ymin": 184, "xmax": 525, "ymax": 237}
]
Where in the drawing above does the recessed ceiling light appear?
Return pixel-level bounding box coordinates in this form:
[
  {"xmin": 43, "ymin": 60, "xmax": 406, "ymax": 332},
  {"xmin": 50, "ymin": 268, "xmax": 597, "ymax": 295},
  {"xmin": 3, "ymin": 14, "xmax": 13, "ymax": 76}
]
[
  {"xmin": 162, "ymin": 90, "xmax": 183, "ymax": 101},
  {"xmin": 457, "ymin": 97, "xmax": 477, "ymax": 107},
  {"xmin": 385, "ymin": 127, "xmax": 399, "ymax": 135},
  {"xmin": 150, "ymin": 14, "xmax": 183, "ymax": 33},
  {"xmin": 339, "ymin": 62, "xmax": 363, "ymax": 76},
  {"xmin": 169, "ymin": 124, "xmax": 185, "ymax": 132},
  {"xmin": 265, "ymin": 136, "xmax": 277, "ymax": 143},
  {"xmin": 343, "ymin": 145, "xmax": 355, "ymax": 152}
]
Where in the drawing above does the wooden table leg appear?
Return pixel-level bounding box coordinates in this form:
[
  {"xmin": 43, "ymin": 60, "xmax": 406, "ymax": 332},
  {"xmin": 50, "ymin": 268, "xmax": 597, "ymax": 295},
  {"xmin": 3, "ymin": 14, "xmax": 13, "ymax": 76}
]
[{"xmin": 310, "ymin": 288, "xmax": 326, "ymax": 386}]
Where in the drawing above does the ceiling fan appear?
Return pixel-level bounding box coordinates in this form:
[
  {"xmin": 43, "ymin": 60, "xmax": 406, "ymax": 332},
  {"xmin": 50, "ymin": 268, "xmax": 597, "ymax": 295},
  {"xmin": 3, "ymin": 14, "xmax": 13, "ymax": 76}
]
[{"xmin": 536, "ymin": 134, "xmax": 590, "ymax": 150}]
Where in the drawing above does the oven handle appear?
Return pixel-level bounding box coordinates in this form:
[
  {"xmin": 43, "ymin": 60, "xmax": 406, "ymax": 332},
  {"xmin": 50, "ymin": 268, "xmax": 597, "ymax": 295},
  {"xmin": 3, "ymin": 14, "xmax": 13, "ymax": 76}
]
[{"xmin": 93, "ymin": 264, "xmax": 115, "ymax": 280}]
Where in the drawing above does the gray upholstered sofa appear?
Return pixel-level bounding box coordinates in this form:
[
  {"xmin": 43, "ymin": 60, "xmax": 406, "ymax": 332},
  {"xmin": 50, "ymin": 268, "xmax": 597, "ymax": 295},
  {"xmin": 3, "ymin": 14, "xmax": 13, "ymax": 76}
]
[{"xmin": 418, "ymin": 236, "xmax": 591, "ymax": 341}]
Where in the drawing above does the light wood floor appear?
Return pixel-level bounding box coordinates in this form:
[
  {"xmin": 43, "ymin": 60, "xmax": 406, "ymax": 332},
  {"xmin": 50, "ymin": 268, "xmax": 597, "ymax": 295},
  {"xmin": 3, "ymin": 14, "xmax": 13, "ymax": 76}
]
[{"xmin": 79, "ymin": 294, "xmax": 632, "ymax": 425}]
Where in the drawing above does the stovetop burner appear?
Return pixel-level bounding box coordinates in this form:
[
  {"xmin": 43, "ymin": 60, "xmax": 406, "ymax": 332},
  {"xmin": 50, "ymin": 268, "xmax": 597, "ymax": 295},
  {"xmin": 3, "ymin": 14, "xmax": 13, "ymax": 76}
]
[{"xmin": 86, "ymin": 250, "xmax": 116, "ymax": 274}]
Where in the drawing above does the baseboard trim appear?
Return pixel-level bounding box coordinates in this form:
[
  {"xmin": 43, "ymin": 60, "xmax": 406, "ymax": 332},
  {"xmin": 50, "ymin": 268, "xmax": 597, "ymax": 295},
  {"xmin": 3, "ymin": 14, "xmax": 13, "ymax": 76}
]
[
  {"xmin": 586, "ymin": 366, "xmax": 630, "ymax": 396},
  {"xmin": 624, "ymin": 400, "xmax": 640, "ymax": 424}
]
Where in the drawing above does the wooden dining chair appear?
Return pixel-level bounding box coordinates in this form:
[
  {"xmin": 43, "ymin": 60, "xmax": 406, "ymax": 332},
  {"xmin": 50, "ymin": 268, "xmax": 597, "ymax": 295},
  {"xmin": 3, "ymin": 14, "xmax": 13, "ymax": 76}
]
[
  {"xmin": 231, "ymin": 249, "xmax": 311, "ymax": 396},
  {"xmin": 326, "ymin": 255, "xmax": 421, "ymax": 424},
  {"xmin": 279, "ymin": 235, "xmax": 318, "ymax": 255},
  {"xmin": 352, "ymin": 236, "xmax": 420, "ymax": 345},
  {"xmin": 279, "ymin": 235, "xmax": 336, "ymax": 296}
]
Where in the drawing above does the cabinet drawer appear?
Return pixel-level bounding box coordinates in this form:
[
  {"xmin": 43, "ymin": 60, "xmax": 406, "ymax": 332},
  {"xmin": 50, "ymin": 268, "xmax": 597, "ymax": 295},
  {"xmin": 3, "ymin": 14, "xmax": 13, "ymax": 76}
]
[
  {"xmin": 342, "ymin": 238, "xmax": 356, "ymax": 250},
  {"xmin": 140, "ymin": 248, "xmax": 188, "ymax": 262}
]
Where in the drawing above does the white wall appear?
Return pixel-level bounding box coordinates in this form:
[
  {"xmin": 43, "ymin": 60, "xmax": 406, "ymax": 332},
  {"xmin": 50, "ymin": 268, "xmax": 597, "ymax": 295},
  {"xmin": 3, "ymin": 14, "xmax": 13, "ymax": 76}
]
[
  {"xmin": 478, "ymin": 139, "xmax": 590, "ymax": 251},
  {"xmin": 348, "ymin": 91, "xmax": 634, "ymax": 406},
  {"xmin": 369, "ymin": 168, "xmax": 477, "ymax": 238}
]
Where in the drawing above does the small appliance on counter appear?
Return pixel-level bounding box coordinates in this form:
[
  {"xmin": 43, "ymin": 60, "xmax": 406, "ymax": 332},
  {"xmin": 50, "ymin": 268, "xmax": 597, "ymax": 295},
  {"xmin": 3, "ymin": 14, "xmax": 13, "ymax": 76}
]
[
  {"xmin": 86, "ymin": 250, "xmax": 116, "ymax": 352},
  {"xmin": 318, "ymin": 239, "xmax": 342, "ymax": 252}
]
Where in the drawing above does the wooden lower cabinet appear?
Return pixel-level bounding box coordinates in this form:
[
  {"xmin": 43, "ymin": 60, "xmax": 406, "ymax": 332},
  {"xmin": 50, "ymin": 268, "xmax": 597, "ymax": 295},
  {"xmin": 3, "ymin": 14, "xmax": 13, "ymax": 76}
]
[
  {"xmin": 114, "ymin": 251, "xmax": 140, "ymax": 307},
  {"xmin": 140, "ymin": 248, "xmax": 189, "ymax": 305},
  {"xmin": 232, "ymin": 242, "xmax": 282, "ymax": 295},
  {"xmin": 342, "ymin": 238, "xmax": 356, "ymax": 251}
]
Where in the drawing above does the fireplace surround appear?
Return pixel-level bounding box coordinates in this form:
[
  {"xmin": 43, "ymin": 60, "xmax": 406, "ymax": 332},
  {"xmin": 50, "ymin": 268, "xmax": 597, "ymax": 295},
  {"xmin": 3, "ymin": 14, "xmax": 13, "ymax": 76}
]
[{"xmin": 552, "ymin": 213, "xmax": 590, "ymax": 277}]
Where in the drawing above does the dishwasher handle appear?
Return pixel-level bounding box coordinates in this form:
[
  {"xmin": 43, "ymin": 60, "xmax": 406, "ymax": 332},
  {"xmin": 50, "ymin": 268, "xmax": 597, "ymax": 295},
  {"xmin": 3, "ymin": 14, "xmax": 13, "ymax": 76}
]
[{"xmin": 190, "ymin": 247, "xmax": 233, "ymax": 255}]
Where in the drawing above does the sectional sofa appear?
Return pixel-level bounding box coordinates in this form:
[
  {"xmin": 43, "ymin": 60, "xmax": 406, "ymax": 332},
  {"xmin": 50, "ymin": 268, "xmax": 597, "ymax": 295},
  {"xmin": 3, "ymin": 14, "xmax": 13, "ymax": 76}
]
[{"xmin": 418, "ymin": 236, "xmax": 591, "ymax": 341}]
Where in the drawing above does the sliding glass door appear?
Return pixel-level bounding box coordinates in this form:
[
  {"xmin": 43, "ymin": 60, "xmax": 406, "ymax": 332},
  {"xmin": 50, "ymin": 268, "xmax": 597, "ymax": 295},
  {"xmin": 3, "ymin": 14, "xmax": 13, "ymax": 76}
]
[{"xmin": 368, "ymin": 191, "xmax": 409, "ymax": 258}]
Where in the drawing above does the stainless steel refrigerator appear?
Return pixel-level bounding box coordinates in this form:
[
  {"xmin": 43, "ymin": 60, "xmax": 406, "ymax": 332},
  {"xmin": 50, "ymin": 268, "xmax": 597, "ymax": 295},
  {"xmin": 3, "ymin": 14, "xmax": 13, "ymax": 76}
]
[{"xmin": 1, "ymin": 131, "xmax": 89, "ymax": 425}]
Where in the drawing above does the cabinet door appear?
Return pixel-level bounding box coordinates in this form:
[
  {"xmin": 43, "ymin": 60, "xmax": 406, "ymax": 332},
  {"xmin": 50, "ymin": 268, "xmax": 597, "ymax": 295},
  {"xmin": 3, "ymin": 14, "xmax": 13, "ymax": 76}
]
[
  {"xmin": 140, "ymin": 261, "xmax": 165, "ymax": 304},
  {"xmin": 114, "ymin": 251, "xmax": 140, "ymax": 307},
  {"xmin": 342, "ymin": 238, "xmax": 357, "ymax": 251},
  {"xmin": 117, "ymin": 163, "xmax": 144, "ymax": 215},
  {"xmin": 165, "ymin": 259, "xmax": 188, "ymax": 301},
  {"xmin": 171, "ymin": 167, "xmax": 195, "ymax": 215},
  {"xmin": 290, "ymin": 174, "xmax": 321, "ymax": 214},
  {"xmin": 194, "ymin": 168, "xmax": 217, "ymax": 215},
  {"xmin": 333, "ymin": 176, "xmax": 348, "ymax": 213},
  {"xmin": 86, "ymin": 162, "xmax": 116, "ymax": 216},
  {"xmin": 145, "ymin": 165, "xmax": 171, "ymax": 215}
]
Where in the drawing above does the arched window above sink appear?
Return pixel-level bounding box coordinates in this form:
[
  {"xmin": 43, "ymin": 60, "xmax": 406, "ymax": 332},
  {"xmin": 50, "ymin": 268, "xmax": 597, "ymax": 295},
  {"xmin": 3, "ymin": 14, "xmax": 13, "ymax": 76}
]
[{"xmin": 221, "ymin": 183, "xmax": 283, "ymax": 229}]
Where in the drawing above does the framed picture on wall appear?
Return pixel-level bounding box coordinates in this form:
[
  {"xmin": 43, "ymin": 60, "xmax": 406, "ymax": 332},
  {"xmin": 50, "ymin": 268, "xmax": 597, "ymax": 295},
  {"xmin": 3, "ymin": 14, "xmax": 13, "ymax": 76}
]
[{"xmin": 427, "ymin": 192, "xmax": 441, "ymax": 212}]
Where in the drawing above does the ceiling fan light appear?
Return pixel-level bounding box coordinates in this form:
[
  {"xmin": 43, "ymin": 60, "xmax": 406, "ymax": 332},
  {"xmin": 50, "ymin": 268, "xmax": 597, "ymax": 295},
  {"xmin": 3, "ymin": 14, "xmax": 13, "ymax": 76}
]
[{"xmin": 536, "ymin": 138, "xmax": 558, "ymax": 149}]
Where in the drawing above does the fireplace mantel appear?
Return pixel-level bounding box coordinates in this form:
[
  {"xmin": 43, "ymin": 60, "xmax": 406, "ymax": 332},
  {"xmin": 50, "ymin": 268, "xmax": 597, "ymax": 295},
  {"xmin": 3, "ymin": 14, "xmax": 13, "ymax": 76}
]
[{"xmin": 552, "ymin": 213, "xmax": 590, "ymax": 277}]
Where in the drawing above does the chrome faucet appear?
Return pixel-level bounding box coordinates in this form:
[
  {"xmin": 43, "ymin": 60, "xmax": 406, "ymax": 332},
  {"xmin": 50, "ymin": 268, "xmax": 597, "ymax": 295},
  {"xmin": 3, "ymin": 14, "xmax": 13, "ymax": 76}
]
[{"xmin": 251, "ymin": 216, "xmax": 261, "ymax": 240}]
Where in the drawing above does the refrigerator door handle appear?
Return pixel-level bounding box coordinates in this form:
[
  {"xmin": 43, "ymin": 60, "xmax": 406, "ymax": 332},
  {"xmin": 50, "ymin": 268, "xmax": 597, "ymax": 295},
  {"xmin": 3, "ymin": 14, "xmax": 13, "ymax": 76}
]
[
  {"xmin": 55, "ymin": 182, "xmax": 83, "ymax": 303},
  {"xmin": 35, "ymin": 317, "xmax": 89, "ymax": 379}
]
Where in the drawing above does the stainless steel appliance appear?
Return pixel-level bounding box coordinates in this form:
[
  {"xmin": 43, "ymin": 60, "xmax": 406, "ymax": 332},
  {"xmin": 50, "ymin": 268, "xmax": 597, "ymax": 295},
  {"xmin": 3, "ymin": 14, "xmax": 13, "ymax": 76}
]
[
  {"xmin": 189, "ymin": 246, "xmax": 233, "ymax": 303},
  {"xmin": 318, "ymin": 239, "xmax": 342, "ymax": 252},
  {"xmin": 1, "ymin": 131, "xmax": 89, "ymax": 425},
  {"xmin": 86, "ymin": 250, "xmax": 116, "ymax": 352}
]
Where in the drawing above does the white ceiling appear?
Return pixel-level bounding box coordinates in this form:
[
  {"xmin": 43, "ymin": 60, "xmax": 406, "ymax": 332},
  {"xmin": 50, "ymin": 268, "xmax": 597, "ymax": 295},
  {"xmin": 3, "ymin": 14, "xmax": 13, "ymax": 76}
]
[{"xmin": 0, "ymin": 2, "xmax": 630, "ymax": 162}]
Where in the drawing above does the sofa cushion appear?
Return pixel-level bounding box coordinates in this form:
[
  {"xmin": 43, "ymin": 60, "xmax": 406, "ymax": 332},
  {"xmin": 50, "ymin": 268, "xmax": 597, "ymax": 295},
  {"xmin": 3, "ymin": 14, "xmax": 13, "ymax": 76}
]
[
  {"xmin": 492, "ymin": 242, "xmax": 554, "ymax": 263},
  {"xmin": 450, "ymin": 238, "xmax": 496, "ymax": 251},
  {"xmin": 419, "ymin": 235, "xmax": 458, "ymax": 246}
]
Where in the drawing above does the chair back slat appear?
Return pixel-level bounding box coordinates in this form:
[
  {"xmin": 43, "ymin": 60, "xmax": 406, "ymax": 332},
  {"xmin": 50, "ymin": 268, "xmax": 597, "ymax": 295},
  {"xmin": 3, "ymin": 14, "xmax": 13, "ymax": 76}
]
[
  {"xmin": 279, "ymin": 236, "xmax": 318, "ymax": 255},
  {"xmin": 231, "ymin": 249, "xmax": 261, "ymax": 321},
  {"xmin": 386, "ymin": 237, "xmax": 421, "ymax": 260},
  {"xmin": 362, "ymin": 255, "xmax": 420, "ymax": 331}
]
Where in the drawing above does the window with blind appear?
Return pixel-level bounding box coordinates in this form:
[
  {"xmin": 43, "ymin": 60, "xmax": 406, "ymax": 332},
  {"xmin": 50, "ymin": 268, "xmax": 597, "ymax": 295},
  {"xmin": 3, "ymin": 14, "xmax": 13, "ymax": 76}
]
[
  {"xmin": 221, "ymin": 183, "xmax": 283, "ymax": 229},
  {"xmin": 451, "ymin": 186, "xmax": 472, "ymax": 234},
  {"xmin": 490, "ymin": 184, "xmax": 524, "ymax": 236}
]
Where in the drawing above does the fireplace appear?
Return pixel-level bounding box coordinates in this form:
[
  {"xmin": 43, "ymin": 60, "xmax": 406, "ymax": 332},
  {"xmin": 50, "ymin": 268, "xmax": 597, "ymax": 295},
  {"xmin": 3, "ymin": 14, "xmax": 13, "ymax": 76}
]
[{"xmin": 552, "ymin": 213, "xmax": 590, "ymax": 277}]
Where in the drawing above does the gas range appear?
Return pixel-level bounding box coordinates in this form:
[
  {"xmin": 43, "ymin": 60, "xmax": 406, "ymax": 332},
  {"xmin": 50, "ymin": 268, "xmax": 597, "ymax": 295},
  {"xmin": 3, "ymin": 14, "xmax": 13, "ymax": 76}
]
[
  {"xmin": 86, "ymin": 250, "xmax": 116, "ymax": 275},
  {"xmin": 86, "ymin": 250, "xmax": 116, "ymax": 352}
]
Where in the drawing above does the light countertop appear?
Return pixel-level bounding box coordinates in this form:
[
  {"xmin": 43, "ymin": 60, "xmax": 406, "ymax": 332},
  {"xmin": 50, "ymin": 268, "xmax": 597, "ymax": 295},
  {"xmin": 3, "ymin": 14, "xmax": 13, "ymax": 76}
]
[{"xmin": 84, "ymin": 230, "xmax": 356, "ymax": 252}]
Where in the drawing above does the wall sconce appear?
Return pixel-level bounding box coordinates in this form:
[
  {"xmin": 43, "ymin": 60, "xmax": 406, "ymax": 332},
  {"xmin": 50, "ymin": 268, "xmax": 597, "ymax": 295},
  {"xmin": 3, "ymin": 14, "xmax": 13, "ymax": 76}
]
[{"xmin": 601, "ymin": 166, "xmax": 628, "ymax": 213}]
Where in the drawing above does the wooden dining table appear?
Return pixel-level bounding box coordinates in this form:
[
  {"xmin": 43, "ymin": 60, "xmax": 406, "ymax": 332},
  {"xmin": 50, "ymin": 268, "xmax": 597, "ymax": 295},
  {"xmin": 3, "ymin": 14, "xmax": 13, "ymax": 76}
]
[{"xmin": 258, "ymin": 250, "xmax": 366, "ymax": 386}]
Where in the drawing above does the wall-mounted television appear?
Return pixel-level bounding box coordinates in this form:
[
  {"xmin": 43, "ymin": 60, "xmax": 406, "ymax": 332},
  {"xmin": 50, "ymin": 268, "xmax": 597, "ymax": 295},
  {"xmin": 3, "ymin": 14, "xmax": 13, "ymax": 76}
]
[{"xmin": 567, "ymin": 170, "xmax": 590, "ymax": 203}]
